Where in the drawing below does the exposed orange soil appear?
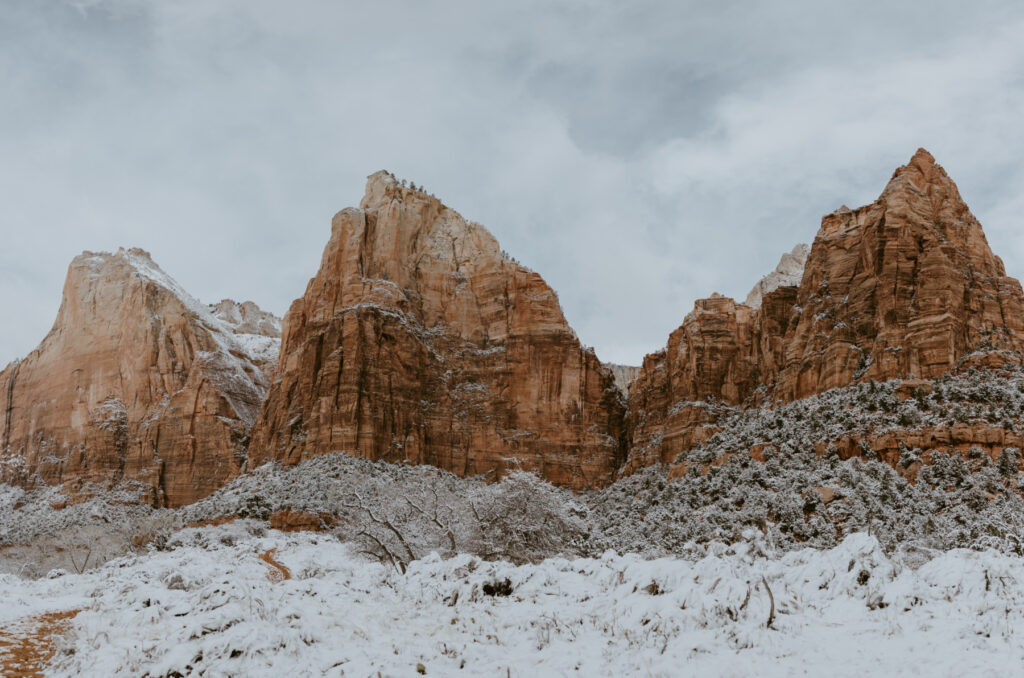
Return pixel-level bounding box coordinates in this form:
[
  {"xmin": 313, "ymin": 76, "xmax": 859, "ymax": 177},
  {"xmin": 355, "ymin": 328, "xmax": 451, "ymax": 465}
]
[
  {"xmin": 259, "ymin": 548, "xmax": 291, "ymax": 583},
  {"xmin": 0, "ymin": 609, "xmax": 81, "ymax": 677}
]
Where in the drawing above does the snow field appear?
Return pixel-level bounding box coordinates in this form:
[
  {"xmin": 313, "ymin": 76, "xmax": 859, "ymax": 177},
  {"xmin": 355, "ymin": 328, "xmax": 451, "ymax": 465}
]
[{"xmin": 1, "ymin": 524, "xmax": 1022, "ymax": 677}]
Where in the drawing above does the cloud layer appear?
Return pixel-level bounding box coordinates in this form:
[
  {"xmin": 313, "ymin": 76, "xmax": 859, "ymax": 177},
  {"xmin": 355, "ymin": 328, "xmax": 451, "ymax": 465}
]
[{"xmin": 2, "ymin": 0, "xmax": 1023, "ymax": 365}]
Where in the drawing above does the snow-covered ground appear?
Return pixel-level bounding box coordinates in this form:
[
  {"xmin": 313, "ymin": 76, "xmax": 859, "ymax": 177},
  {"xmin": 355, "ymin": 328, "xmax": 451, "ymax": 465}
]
[{"xmin": 2, "ymin": 524, "xmax": 1022, "ymax": 677}]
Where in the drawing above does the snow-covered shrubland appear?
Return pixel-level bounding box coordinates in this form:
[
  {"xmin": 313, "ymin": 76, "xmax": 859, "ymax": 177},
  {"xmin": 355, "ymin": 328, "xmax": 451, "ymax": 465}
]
[
  {"xmin": 0, "ymin": 483, "xmax": 155, "ymax": 546},
  {"xmin": 181, "ymin": 456, "xmax": 589, "ymax": 570},
  {"xmin": 3, "ymin": 368, "xmax": 1024, "ymax": 578},
  {"xmin": 0, "ymin": 482, "xmax": 175, "ymax": 577},
  {"xmin": 598, "ymin": 369, "xmax": 1024, "ymax": 556},
  {"xmin": 1, "ymin": 526, "xmax": 1021, "ymax": 677},
  {"xmin": 592, "ymin": 451, "xmax": 1024, "ymax": 557},
  {"xmin": 672, "ymin": 368, "xmax": 1024, "ymax": 466},
  {"xmin": 1, "ymin": 368, "xmax": 1024, "ymax": 674}
]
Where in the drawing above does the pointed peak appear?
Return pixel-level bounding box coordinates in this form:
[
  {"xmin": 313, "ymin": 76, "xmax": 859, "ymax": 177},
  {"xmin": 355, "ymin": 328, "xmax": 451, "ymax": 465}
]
[
  {"xmin": 910, "ymin": 147, "xmax": 936, "ymax": 167},
  {"xmin": 881, "ymin": 147, "xmax": 957, "ymax": 199},
  {"xmin": 66, "ymin": 247, "xmax": 204, "ymax": 317},
  {"xmin": 366, "ymin": 169, "xmax": 397, "ymax": 188}
]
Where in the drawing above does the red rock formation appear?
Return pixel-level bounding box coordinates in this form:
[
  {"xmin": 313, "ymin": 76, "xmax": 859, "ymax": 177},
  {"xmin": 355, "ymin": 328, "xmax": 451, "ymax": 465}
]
[
  {"xmin": 0, "ymin": 249, "xmax": 279, "ymax": 506},
  {"xmin": 778, "ymin": 148, "xmax": 1024, "ymax": 400},
  {"xmin": 4, "ymin": 149, "xmax": 1017, "ymax": 502},
  {"xmin": 249, "ymin": 171, "xmax": 626, "ymax": 489},
  {"xmin": 627, "ymin": 149, "xmax": 1024, "ymax": 470}
]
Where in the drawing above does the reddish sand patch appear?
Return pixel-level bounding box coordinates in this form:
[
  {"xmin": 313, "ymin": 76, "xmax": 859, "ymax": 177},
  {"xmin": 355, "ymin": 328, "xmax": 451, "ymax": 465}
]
[
  {"xmin": 0, "ymin": 609, "xmax": 81, "ymax": 677},
  {"xmin": 259, "ymin": 548, "xmax": 291, "ymax": 583}
]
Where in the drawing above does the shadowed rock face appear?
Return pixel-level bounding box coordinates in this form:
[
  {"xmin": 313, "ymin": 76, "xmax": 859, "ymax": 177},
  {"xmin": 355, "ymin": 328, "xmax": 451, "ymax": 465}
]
[
  {"xmin": 0, "ymin": 249, "xmax": 280, "ymax": 507},
  {"xmin": 248, "ymin": 171, "xmax": 626, "ymax": 489},
  {"xmin": 627, "ymin": 149, "xmax": 1024, "ymax": 469}
]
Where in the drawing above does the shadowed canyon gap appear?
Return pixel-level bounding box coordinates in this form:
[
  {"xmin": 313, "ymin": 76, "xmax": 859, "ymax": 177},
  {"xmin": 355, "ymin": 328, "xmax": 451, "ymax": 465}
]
[{"xmin": 3, "ymin": 149, "xmax": 1024, "ymax": 504}]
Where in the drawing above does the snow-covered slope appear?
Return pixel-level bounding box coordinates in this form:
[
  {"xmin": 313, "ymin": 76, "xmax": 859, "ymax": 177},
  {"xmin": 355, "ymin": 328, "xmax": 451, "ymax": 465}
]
[
  {"xmin": 2, "ymin": 525, "xmax": 1021, "ymax": 677},
  {"xmin": 113, "ymin": 249, "xmax": 281, "ymax": 372}
]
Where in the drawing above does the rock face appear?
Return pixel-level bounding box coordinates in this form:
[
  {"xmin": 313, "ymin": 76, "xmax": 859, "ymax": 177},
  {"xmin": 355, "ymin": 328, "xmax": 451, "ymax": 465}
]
[
  {"xmin": 628, "ymin": 149, "xmax": 1024, "ymax": 469},
  {"xmin": 248, "ymin": 172, "xmax": 626, "ymax": 489},
  {"xmin": 777, "ymin": 149, "xmax": 1024, "ymax": 399},
  {"xmin": 0, "ymin": 249, "xmax": 280, "ymax": 507}
]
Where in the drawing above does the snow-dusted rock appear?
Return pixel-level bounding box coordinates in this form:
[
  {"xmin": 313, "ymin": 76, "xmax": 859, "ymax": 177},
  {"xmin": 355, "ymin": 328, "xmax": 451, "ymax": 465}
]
[
  {"xmin": 606, "ymin": 363, "xmax": 641, "ymax": 395},
  {"xmin": 0, "ymin": 248, "xmax": 280, "ymax": 506},
  {"xmin": 743, "ymin": 243, "xmax": 809, "ymax": 309},
  {"xmin": 627, "ymin": 149, "xmax": 1024, "ymax": 471}
]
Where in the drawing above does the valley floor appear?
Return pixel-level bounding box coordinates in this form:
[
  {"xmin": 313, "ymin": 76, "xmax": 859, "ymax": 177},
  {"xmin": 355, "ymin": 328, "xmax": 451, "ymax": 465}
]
[{"xmin": 1, "ymin": 524, "xmax": 1022, "ymax": 677}]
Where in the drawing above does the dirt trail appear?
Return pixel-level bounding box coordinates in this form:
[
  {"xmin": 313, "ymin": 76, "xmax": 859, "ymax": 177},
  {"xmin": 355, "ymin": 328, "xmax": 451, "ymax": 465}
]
[
  {"xmin": 259, "ymin": 548, "xmax": 291, "ymax": 582},
  {"xmin": 0, "ymin": 609, "xmax": 81, "ymax": 677}
]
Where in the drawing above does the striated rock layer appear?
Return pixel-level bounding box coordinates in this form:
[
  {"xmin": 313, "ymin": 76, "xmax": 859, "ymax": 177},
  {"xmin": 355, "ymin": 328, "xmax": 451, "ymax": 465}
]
[
  {"xmin": 628, "ymin": 149, "xmax": 1024, "ymax": 470},
  {"xmin": 249, "ymin": 172, "xmax": 626, "ymax": 488},
  {"xmin": 0, "ymin": 249, "xmax": 280, "ymax": 506}
]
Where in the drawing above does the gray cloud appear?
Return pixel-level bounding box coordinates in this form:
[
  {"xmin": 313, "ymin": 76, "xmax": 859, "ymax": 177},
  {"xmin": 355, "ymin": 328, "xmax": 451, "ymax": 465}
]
[{"xmin": 2, "ymin": 0, "xmax": 1023, "ymax": 366}]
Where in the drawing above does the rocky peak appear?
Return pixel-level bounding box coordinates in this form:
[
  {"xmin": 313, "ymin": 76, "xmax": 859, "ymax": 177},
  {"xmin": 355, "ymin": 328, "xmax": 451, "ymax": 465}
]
[
  {"xmin": 626, "ymin": 149, "xmax": 1024, "ymax": 470},
  {"xmin": 210, "ymin": 300, "xmax": 282, "ymax": 339},
  {"xmin": 0, "ymin": 248, "xmax": 277, "ymax": 506},
  {"xmin": 250, "ymin": 171, "xmax": 625, "ymax": 488},
  {"xmin": 743, "ymin": 243, "xmax": 810, "ymax": 309},
  {"xmin": 787, "ymin": 148, "xmax": 1022, "ymax": 399},
  {"xmin": 606, "ymin": 364, "xmax": 641, "ymax": 395},
  {"xmin": 881, "ymin": 147, "xmax": 952, "ymax": 197}
]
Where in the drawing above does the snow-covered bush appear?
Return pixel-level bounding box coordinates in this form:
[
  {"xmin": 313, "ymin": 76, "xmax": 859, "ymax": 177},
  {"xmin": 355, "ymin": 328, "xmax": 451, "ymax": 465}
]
[{"xmin": 178, "ymin": 455, "xmax": 587, "ymax": 569}]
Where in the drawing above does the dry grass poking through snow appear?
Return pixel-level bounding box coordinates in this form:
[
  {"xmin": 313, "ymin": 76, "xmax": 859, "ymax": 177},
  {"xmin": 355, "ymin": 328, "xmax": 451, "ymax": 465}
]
[
  {"xmin": 0, "ymin": 610, "xmax": 80, "ymax": 677},
  {"xmin": 1, "ymin": 523, "xmax": 1020, "ymax": 677}
]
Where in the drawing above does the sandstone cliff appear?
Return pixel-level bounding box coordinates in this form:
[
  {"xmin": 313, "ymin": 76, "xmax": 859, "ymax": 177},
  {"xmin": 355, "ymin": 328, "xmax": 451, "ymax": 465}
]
[
  {"xmin": 248, "ymin": 172, "xmax": 626, "ymax": 488},
  {"xmin": 627, "ymin": 149, "xmax": 1024, "ymax": 470},
  {"xmin": 0, "ymin": 249, "xmax": 280, "ymax": 506}
]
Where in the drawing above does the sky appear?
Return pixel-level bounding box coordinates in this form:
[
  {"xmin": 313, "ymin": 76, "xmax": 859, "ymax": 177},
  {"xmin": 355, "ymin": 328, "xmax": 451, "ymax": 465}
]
[{"xmin": 2, "ymin": 0, "xmax": 1024, "ymax": 366}]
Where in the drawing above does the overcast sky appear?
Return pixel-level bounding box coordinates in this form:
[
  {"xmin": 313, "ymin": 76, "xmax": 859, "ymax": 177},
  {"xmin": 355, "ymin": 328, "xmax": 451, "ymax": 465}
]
[{"xmin": 2, "ymin": 1, "xmax": 1023, "ymax": 366}]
